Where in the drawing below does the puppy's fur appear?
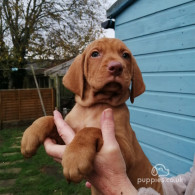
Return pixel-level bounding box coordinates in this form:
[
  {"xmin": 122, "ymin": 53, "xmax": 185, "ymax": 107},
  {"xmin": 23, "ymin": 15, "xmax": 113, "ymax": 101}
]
[{"xmin": 21, "ymin": 38, "xmax": 163, "ymax": 195}]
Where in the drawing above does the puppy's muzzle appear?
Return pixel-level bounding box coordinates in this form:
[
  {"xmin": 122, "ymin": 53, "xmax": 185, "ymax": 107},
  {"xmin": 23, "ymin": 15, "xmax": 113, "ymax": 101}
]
[{"xmin": 108, "ymin": 61, "xmax": 123, "ymax": 76}]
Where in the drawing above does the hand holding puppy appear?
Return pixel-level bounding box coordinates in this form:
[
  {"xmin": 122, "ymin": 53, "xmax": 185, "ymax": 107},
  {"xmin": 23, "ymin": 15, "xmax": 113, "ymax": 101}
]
[{"xmin": 44, "ymin": 109, "xmax": 137, "ymax": 195}]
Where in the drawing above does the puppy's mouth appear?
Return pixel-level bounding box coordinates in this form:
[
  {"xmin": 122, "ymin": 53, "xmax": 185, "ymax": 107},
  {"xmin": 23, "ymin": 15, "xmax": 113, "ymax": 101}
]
[{"xmin": 94, "ymin": 82, "xmax": 122, "ymax": 96}]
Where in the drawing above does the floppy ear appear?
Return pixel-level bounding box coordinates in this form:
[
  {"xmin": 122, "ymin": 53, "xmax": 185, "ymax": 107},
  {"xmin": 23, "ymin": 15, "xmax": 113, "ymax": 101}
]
[
  {"xmin": 63, "ymin": 54, "xmax": 85, "ymax": 98},
  {"xmin": 130, "ymin": 56, "xmax": 145, "ymax": 103}
]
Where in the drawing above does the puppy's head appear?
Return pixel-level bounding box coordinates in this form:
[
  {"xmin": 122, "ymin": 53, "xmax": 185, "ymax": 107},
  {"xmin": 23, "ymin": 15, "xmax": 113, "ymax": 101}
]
[{"xmin": 63, "ymin": 38, "xmax": 145, "ymax": 106}]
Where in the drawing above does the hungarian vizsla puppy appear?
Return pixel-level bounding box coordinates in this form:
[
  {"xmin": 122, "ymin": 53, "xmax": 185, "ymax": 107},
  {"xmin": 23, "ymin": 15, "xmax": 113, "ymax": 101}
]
[{"xmin": 21, "ymin": 38, "xmax": 163, "ymax": 194}]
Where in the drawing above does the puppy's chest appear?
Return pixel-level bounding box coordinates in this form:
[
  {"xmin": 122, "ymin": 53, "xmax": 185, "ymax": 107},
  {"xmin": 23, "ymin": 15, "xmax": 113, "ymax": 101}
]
[
  {"xmin": 65, "ymin": 106, "xmax": 104, "ymax": 132},
  {"xmin": 65, "ymin": 103, "xmax": 130, "ymax": 135}
]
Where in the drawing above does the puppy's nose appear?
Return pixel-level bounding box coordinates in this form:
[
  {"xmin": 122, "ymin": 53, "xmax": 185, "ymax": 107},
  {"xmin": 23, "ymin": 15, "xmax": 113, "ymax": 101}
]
[{"xmin": 108, "ymin": 61, "xmax": 123, "ymax": 76}]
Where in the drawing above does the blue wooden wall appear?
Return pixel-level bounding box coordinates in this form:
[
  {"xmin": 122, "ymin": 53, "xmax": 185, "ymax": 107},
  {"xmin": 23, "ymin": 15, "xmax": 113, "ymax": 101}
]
[{"xmin": 114, "ymin": 0, "xmax": 195, "ymax": 176}]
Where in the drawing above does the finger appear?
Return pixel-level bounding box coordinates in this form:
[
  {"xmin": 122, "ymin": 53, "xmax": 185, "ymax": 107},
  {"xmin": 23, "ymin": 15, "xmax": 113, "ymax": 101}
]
[
  {"xmin": 53, "ymin": 110, "xmax": 75, "ymax": 144},
  {"xmin": 100, "ymin": 108, "xmax": 118, "ymax": 147},
  {"xmin": 44, "ymin": 138, "xmax": 65, "ymax": 159},
  {"xmin": 85, "ymin": 181, "xmax": 91, "ymax": 188},
  {"xmin": 54, "ymin": 158, "xmax": 62, "ymax": 163}
]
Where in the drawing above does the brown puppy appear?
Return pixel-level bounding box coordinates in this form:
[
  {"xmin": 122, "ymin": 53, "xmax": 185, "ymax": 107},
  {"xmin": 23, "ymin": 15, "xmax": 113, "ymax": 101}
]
[{"xmin": 21, "ymin": 38, "xmax": 163, "ymax": 194}]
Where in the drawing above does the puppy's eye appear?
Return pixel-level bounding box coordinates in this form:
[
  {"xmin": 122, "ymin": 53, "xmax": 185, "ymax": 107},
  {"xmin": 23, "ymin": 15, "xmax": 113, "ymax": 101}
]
[
  {"xmin": 91, "ymin": 51, "xmax": 100, "ymax": 57},
  {"xmin": 122, "ymin": 52, "xmax": 130, "ymax": 59}
]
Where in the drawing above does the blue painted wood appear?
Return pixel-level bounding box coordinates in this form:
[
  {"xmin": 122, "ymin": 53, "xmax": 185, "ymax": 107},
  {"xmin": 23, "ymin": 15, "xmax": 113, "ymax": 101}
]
[
  {"xmin": 129, "ymin": 107, "xmax": 195, "ymax": 139},
  {"xmin": 142, "ymin": 72, "xmax": 195, "ymax": 94},
  {"xmin": 135, "ymin": 49, "xmax": 195, "ymax": 73},
  {"xmin": 116, "ymin": 1, "xmax": 195, "ymax": 40},
  {"xmin": 140, "ymin": 142, "xmax": 193, "ymax": 176},
  {"xmin": 115, "ymin": 0, "xmax": 193, "ymax": 25},
  {"xmin": 131, "ymin": 123, "xmax": 195, "ymax": 160},
  {"xmin": 124, "ymin": 25, "xmax": 195, "ymax": 55},
  {"xmin": 130, "ymin": 92, "xmax": 195, "ymax": 117}
]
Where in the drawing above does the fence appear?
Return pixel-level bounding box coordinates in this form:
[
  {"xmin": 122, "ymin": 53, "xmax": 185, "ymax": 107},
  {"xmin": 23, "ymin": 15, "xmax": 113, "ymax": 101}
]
[{"xmin": 0, "ymin": 88, "xmax": 55, "ymax": 128}]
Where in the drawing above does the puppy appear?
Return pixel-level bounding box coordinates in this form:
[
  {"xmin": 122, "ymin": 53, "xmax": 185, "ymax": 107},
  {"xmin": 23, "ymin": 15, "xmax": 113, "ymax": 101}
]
[{"xmin": 21, "ymin": 38, "xmax": 163, "ymax": 194}]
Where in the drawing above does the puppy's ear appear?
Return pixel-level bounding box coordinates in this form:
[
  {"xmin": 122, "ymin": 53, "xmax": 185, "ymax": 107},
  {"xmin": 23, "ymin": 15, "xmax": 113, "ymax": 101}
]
[
  {"xmin": 130, "ymin": 56, "xmax": 145, "ymax": 103},
  {"xmin": 63, "ymin": 54, "xmax": 85, "ymax": 98}
]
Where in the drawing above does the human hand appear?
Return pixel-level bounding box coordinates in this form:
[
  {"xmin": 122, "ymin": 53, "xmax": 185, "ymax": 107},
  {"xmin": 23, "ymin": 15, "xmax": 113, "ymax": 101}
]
[
  {"xmin": 85, "ymin": 108, "xmax": 126, "ymax": 183},
  {"xmin": 85, "ymin": 109, "xmax": 137, "ymax": 195},
  {"xmin": 44, "ymin": 109, "xmax": 137, "ymax": 195},
  {"xmin": 44, "ymin": 110, "xmax": 75, "ymax": 163}
]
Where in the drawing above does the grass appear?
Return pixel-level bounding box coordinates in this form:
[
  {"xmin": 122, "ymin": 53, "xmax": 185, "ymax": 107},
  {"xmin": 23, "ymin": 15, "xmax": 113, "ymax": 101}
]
[{"xmin": 0, "ymin": 127, "xmax": 90, "ymax": 195}]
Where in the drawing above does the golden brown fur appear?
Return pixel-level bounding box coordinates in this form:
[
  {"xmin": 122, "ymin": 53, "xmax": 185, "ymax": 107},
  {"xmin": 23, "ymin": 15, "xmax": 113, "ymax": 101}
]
[{"xmin": 21, "ymin": 38, "xmax": 163, "ymax": 194}]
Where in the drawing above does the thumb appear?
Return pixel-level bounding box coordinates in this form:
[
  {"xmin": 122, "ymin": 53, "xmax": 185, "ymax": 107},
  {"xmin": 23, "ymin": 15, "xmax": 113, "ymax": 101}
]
[
  {"xmin": 100, "ymin": 108, "xmax": 117, "ymax": 147},
  {"xmin": 53, "ymin": 110, "xmax": 75, "ymax": 144}
]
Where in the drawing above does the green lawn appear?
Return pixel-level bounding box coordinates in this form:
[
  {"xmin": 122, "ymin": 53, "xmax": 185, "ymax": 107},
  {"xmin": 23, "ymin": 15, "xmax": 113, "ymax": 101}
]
[{"xmin": 0, "ymin": 128, "xmax": 90, "ymax": 195}]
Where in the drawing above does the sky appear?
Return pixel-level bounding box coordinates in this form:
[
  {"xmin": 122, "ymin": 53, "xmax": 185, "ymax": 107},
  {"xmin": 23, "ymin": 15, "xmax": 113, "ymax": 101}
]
[{"xmin": 3, "ymin": 0, "xmax": 117, "ymax": 49}]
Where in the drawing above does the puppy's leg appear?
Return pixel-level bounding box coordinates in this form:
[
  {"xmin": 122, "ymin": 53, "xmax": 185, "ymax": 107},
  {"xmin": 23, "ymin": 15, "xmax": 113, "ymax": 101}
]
[
  {"xmin": 62, "ymin": 127, "xmax": 103, "ymax": 183},
  {"xmin": 21, "ymin": 116, "xmax": 63, "ymax": 158}
]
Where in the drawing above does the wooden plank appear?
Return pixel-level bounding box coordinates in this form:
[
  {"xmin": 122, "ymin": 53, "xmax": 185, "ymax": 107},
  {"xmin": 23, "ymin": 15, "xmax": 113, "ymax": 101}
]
[
  {"xmin": 129, "ymin": 92, "xmax": 195, "ymax": 116},
  {"xmin": 4, "ymin": 112, "xmax": 18, "ymax": 121},
  {"xmin": 123, "ymin": 25, "xmax": 195, "ymax": 55},
  {"xmin": 0, "ymin": 89, "xmax": 54, "ymax": 123},
  {"xmin": 116, "ymin": 1, "xmax": 195, "ymax": 40},
  {"xmin": 135, "ymin": 49, "xmax": 195, "ymax": 73},
  {"xmin": 18, "ymin": 90, "xmax": 21, "ymax": 120},
  {"xmin": 1, "ymin": 92, "xmax": 19, "ymax": 100},
  {"xmin": 139, "ymin": 142, "xmax": 193, "ymax": 176},
  {"xmin": 129, "ymin": 107, "xmax": 195, "ymax": 139},
  {"xmin": 51, "ymin": 88, "xmax": 54, "ymax": 112},
  {"xmin": 142, "ymin": 72, "xmax": 195, "ymax": 94},
  {"xmin": 115, "ymin": 0, "xmax": 193, "ymax": 25},
  {"xmin": 132, "ymin": 123, "xmax": 195, "ymax": 160}
]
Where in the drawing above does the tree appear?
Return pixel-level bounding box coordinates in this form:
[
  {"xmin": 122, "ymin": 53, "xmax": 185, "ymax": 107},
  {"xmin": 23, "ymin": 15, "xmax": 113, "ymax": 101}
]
[
  {"xmin": 0, "ymin": 5, "xmax": 10, "ymax": 88},
  {"xmin": 1, "ymin": 0, "xmax": 106, "ymax": 88},
  {"xmin": 27, "ymin": 0, "xmax": 105, "ymax": 60}
]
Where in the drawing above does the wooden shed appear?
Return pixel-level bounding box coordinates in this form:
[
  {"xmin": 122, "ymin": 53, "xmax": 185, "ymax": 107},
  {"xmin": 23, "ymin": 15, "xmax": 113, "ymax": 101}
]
[
  {"xmin": 44, "ymin": 58, "xmax": 75, "ymax": 111},
  {"xmin": 107, "ymin": 0, "xmax": 195, "ymax": 176}
]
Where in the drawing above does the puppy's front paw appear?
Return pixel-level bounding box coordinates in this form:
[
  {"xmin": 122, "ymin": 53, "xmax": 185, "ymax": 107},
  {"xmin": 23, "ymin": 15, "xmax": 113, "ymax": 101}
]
[
  {"xmin": 21, "ymin": 116, "xmax": 55, "ymax": 158},
  {"xmin": 62, "ymin": 142, "xmax": 95, "ymax": 183},
  {"xmin": 21, "ymin": 128, "xmax": 41, "ymax": 158},
  {"xmin": 62, "ymin": 127, "xmax": 103, "ymax": 183}
]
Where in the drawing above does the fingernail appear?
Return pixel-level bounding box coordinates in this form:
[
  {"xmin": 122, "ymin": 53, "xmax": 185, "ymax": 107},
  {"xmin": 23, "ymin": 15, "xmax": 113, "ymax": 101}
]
[{"xmin": 104, "ymin": 108, "xmax": 113, "ymax": 119}]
